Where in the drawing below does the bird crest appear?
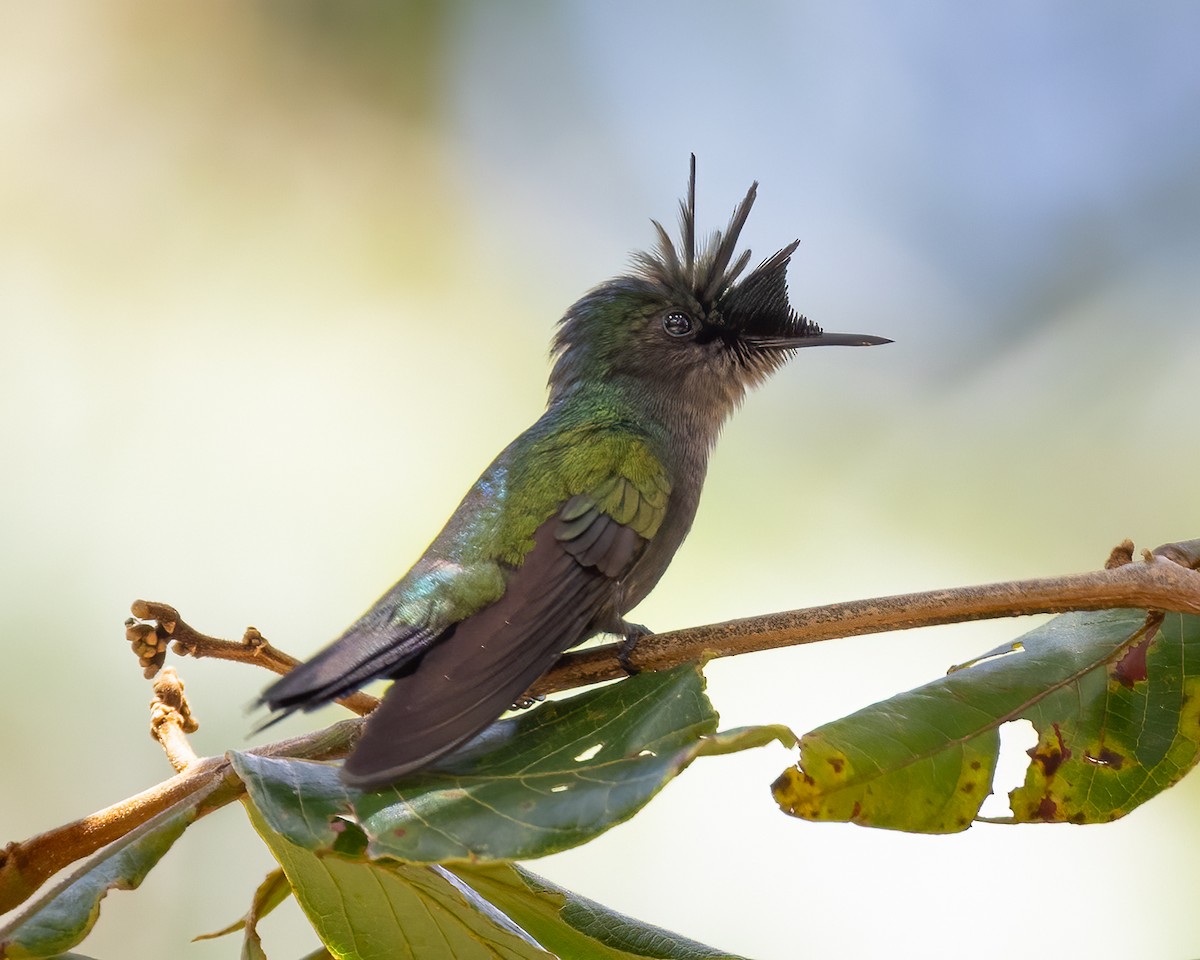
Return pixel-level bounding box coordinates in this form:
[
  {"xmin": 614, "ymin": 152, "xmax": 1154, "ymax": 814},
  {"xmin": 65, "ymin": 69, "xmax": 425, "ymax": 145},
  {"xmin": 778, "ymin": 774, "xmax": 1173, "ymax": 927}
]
[{"xmin": 632, "ymin": 154, "xmax": 823, "ymax": 343}]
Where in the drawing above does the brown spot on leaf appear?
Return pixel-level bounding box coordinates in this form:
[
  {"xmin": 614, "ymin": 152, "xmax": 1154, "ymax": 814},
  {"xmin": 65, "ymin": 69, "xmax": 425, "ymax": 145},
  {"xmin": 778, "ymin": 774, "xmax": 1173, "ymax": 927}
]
[
  {"xmin": 827, "ymin": 756, "xmax": 844, "ymax": 774},
  {"xmin": 1084, "ymin": 748, "xmax": 1125, "ymax": 770},
  {"xmin": 1112, "ymin": 637, "xmax": 1151, "ymax": 687},
  {"xmin": 851, "ymin": 801, "xmax": 862, "ymax": 820},
  {"xmin": 773, "ymin": 769, "xmax": 814, "ymax": 793},
  {"xmin": 1036, "ymin": 797, "xmax": 1058, "ymax": 821},
  {"xmin": 960, "ymin": 781, "xmax": 976, "ymax": 794},
  {"xmin": 1028, "ymin": 723, "xmax": 1071, "ymax": 777},
  {"xmin": 970, "ymin": 760, "xmax": 982, "ymax": 771}
]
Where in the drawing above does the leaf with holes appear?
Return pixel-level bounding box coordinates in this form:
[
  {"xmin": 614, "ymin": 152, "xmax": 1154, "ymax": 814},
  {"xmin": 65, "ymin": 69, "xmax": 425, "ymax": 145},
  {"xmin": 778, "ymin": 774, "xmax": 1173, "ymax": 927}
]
[
  {"xmin": 232, "ymin": 664, "xmax": 791, "ymax": 862},
  {"xmin": 773, "ymin": 609, "xmax": 1200, "ymax": 832}
]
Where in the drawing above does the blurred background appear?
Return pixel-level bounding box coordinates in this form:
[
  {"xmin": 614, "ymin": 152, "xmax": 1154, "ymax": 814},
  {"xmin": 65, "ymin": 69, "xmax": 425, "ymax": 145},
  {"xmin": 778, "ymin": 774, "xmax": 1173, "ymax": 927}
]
[{"xmin": 2, "ymin": 2, "xmax": 1199, "ymax": 957}]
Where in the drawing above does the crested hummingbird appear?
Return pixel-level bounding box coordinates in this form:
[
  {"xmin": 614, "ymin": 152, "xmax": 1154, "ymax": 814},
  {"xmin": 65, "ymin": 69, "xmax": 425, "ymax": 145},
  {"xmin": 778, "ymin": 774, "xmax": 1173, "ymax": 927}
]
[{"xmin": 261, "ymin": 158, "xmax": 889, "ymax": 789}]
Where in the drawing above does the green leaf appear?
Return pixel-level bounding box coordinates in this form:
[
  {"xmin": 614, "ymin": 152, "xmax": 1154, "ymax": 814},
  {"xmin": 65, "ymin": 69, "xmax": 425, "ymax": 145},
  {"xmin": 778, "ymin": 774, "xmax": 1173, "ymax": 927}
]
[
  {"xmin": 233, "ymin": 665, "xmax": 777, "ymax": 862},
  {"xmin": 244, "ymin": 802, "xmax": 746, "ymax": 959},
  {"xmin": 194, "ymin": 867, "xmax": 292, "ymax": 959},
  {"xmin": 244, "ymin": 804, "xmax": 551, "ymax": 960},
  {"xmin": 773, "ymin": 609, "xmax": 1200, "ymax": 832},
  {"xmin": 0, "ymin": 788, "xmax": 211, "ymax": 958},
  {"xmin": 451, "ymin": 863, "xmax": 749, "ymax": 960}
]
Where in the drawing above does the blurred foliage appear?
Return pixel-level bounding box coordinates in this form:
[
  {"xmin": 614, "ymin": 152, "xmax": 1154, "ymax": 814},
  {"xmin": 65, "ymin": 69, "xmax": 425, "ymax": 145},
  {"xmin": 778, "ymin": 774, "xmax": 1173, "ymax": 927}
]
[{"xmin": 263, "ymin": 0, "xmax": 453, "ymax": 120}]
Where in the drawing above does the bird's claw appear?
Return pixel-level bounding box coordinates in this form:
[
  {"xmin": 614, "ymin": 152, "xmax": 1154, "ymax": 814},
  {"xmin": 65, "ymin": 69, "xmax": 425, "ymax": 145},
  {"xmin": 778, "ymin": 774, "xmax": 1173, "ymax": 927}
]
[{"xmin": 617, "ymin": 621, "xmax": 650, "ymax": 676}]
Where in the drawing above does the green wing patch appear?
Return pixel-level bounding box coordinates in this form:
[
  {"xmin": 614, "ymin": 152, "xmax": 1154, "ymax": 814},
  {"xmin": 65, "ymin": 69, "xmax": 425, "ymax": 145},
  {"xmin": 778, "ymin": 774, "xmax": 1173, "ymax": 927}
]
[
  {"xmin": 589, "ymin": 473, "xmax": 669, "ymax": 538},
  {"xmin": 494, "ymin": 426, "xmax": 672, "ymax": 566},
  {"xmin": 554, "ymin": 445, "xmax": 670, "ymax": 577}
]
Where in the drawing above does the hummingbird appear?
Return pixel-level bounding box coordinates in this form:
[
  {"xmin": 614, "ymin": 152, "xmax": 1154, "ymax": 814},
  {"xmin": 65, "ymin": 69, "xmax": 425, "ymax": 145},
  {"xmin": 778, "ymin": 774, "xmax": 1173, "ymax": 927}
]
[{"xmin": 261, "ymin": 158, "xmax": 889, "ymax": 789}]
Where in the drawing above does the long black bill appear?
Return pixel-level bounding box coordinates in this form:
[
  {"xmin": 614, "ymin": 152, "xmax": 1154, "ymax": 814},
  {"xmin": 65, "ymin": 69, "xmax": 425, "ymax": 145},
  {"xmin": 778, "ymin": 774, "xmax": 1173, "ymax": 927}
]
[{"xmin": 748, "ymin": 332, "xmax": 893, "ymax": 349}]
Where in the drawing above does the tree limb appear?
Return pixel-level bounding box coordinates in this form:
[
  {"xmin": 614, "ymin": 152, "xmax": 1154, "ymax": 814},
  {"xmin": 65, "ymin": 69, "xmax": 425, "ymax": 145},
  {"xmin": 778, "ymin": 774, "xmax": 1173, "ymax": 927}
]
[
  {"xmin": 529, "ymin": 538, "xmax": 1200, "ymax": 695},
  {"xmin": 5, "ymin": 538, "xmax": 1199, "ymax": 917},
  {"xmin": 0, "ymin": 719, "xmax": 365, "ymax": 918}
]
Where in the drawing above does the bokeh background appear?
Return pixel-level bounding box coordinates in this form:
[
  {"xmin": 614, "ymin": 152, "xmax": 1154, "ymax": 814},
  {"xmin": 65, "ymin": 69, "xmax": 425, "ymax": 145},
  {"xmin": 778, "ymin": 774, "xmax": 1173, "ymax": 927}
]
[{"xmin": 3, "ymin": 3, "xmax": 1199, "ymax": 957}]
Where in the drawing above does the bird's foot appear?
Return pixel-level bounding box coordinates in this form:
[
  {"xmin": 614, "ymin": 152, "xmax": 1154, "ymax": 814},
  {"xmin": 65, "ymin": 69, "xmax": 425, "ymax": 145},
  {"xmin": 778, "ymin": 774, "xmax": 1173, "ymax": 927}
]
[
  {"xmin": 510, "ymin": 694, "xmax": 545, "ymax": 711},
  {"xmin": 617, "ymin": 621, "xmax": 651, "ymax": 676}
]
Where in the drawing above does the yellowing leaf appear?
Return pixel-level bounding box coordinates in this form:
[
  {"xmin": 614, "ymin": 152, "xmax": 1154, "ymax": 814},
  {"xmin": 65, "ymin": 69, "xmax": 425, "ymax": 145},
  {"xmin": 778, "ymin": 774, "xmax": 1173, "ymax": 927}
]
[{"xmin": 774, "ymin": 610, "xmax": 1200, "ymax": 832}]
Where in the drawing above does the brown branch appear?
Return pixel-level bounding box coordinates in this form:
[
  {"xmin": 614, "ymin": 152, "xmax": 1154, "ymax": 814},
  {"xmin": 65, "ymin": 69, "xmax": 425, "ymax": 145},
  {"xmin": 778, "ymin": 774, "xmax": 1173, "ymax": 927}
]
[
  {"xmin": 5, "ymin": 537, "xmax": 1199, "ymax": 918},
  {"xmin": 528, "ymin": 538, "xmax": 1200, "ymax": 696},
  {"xmin": 149, "ymin": 668, "xmax": 200, "ymax": 773},
  {"xmin": 1, "ymin": 756, "xmax": 233, "ymax": 918},
  {"xmin": 1149, "ymin": 537, "xmax": 1200, "ymax": 571},
  {"xmin": 0, "ymin": 717, "xmax": 365, "ymax": 918},
  {"xmin": 2, "ymin": 649, "xmax": 370, "ymax": 918},
  {"xmin": 126, "ymin": 599, "xmax": 380, "ymax": 717}
]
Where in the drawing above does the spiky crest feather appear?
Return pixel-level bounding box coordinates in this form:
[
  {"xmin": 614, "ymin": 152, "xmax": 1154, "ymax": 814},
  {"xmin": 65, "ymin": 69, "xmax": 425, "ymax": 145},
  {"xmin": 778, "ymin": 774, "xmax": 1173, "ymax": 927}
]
[
  {"xmin": 630, "ymin": 155, "xmax": 822, "ymax": 341},
  {"xmin": 548, "ymin": 158, "xmax": 836, "ymax": 403}
]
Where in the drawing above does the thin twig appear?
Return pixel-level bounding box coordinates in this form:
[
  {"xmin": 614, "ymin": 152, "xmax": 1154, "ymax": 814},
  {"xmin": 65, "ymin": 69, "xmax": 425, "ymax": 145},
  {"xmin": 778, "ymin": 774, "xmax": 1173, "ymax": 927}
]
[
  {"xmin": 126, "ymin": 600, "xmax": 380, "ymax": 717},
  {"xmin": 149, "ymin": 668, "xmax": 200, "ymax": 773}
]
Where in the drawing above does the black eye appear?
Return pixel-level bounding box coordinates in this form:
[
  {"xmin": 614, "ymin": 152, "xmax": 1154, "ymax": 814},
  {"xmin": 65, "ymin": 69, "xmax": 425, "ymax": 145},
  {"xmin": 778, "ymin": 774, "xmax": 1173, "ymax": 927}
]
[{"xmin": 662, "ymin": 311, "xmax": 693, "ymax": 337}]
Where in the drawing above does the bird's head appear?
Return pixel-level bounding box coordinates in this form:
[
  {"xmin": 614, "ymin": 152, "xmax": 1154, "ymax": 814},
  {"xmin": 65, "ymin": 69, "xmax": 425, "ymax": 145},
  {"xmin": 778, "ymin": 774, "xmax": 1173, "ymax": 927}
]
[{"xmin": 548, "ymin": 157, "xmax": 889, "ymax": 425}]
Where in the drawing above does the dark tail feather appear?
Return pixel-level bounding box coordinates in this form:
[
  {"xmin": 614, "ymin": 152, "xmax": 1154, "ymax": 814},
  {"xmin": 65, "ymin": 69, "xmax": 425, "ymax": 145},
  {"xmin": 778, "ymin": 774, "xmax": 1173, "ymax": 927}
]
[
  {"xmin": 259, "ymin": 616, "xmax": 438, "ymax": 716},
  {"xmin": 341, "ymin": 524, "xmax": 612, "ymax": 789}
]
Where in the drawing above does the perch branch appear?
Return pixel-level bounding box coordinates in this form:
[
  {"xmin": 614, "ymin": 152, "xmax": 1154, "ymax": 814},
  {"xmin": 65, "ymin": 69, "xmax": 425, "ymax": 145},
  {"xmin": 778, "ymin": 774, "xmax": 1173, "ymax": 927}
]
[
  {"xmin": 5, "ymin": 538, "xmax": 1199, "ymax": 918},
  {"xmin": 527, "ymin": 538, "xmax": 1200, "ymax": 696}
]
